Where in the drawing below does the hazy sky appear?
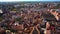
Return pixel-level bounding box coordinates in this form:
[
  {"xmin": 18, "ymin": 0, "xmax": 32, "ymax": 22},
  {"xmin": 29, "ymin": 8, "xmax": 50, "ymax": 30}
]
[{"xmin": 0, "ymin": 0, "xmax": 60, "ymax": 2}]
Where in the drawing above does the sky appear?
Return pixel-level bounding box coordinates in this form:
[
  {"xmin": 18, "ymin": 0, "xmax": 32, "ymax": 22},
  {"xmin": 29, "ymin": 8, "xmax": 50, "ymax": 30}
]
[{"xmin": 0, "ymin": 0, "xmax": 60, "ymax": 2}]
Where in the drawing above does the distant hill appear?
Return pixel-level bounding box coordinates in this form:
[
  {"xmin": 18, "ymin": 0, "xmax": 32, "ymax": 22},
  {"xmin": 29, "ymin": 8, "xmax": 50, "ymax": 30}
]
[{"xmin": 0, "ymin": 1, "xmax": 60, "ymax": 5}]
